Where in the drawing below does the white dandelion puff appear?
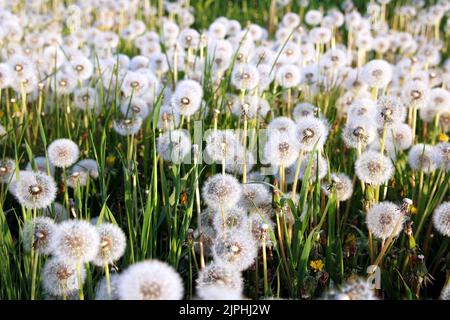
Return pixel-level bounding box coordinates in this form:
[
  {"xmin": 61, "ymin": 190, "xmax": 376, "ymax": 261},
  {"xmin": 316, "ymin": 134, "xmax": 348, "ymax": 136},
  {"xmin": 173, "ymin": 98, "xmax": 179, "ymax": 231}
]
[
  {"xmin": 366, "ymin": 201, "xmax": 404, "ymax": 240},
  {"xmin": 212, "ymin": 231, "xmax": 257, "ymax": 271},
  {"xmin": 14, "ymin": 171, "xmax": 57, "ymax": 209},
  {"xmin": 355, "ymin": 150, "xmax": 394, "ymax": 186},
  {"xmin": 47, "ymin": 139, "xmax": 80, "ymax": 168},
  {"xmin": 321, "ymin": 173, "xmax": 354, "ymax": 202},
  {"xmin": 118, "ymin": 260, "xmax": 184, "ymax": 300},
  {"xmin": 95, "ymin": 274, "xmax": 121, "ymax": 300},
  {"xmin": 408, "ymin": 144, "xmax": 441, "ymax": 173},
  {"xmin": 202, "ymin": 174, "xmax": 243, "ymax": 210},
  {"xmin": 432, "ymin": 202, "xmax": 450, "ymax": 237},
  {"xmin": 157, "ymin": 130, "xmax": 192, "ymax": 164},
  {"xmin": 92, "ymin": 223, "xmax": 127, "ymax": 266},
  {"xmin": 52, "ymin": 220, "xmax": 100, "ymax": 264},
  {"xmin": 43, "ymin": 257, "xmax": 85, "ymax": 297},
  {"xmin": 22, "ymin": 217, "xmax": 56, "ymax": 255}
]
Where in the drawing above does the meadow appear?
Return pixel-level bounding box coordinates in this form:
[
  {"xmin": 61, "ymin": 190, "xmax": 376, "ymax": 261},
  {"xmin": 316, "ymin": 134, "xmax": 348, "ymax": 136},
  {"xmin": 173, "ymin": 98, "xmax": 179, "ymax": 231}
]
[{"xmin": 0, "ymin": 0, "xmax": 449, "ymax": 300}]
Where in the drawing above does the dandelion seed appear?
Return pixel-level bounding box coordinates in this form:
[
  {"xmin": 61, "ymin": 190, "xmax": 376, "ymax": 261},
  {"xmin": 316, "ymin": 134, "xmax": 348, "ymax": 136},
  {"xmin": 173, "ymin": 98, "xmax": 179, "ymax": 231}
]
[{"xmin": 118, "ymin": 260, "xmax": 184, "ymax": 300}]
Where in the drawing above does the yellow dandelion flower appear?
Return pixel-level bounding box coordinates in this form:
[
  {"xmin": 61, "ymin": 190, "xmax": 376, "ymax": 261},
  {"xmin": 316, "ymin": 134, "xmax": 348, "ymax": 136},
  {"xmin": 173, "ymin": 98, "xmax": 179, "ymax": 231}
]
[{"xmin": 310, "ymin": 259, "xmax": 324, "ymax": 272}]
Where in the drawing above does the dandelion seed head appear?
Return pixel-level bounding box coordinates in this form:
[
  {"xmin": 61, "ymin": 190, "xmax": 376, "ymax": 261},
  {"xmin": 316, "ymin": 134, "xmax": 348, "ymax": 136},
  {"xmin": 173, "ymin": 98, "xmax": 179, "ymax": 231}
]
[
  {"xmin": 43, "ymin": 257, "xmax": 85, "ymax": 297},
  {"xmin": 14, "ymin": 171, "xmax": 57, "ymax": 209},
  {"xmin": 231, "ymin": 64, "xmax": 260, "ymax": 91},
  {"xmin": 231, "ymin": 95, "xmax": 260, "ymax": 119},
  {"xmin": 196, "ymin": 262, "xmax": 243, "ymax": 292},
  {"xmin": 239, "ymin": 183, "xmax": 272, "ymax": 210},
  {"xmin": 196, "ymin": 284, "xmax": 243, "ymax": 300},
  {"xmin": 157, "ymin": 130, "xmax": 191, "ymax": 163},
  {"xmin": 95, "ymin": 273, "xmax": 121, "ymax": 300},
  {"xmin": 22, "ymin": 217, "xmax": 56, "ymax": 255},
  {"xmin": 0, "ymin": 158, "xmax": 16, "ymax": 183},
  {"xmin": 73, "ymin": 159, "xmax": 99, "ymax": 179},
  {"xmin": 113, "ymin": 117, "xmax": 143, "ymax": 136},
  {"xmin": 248, "ymin": 213, "xmax": 274, "ymax": 246},
  {"xmin": 48, "ymin": 139, "xmax": 80, "ymax": 168},
  {"xmin": 275, "ymin": 63, "xmax": 301, "ymax": 89},
  {"xmin": 440, "ymin": 282, "xmax": 450, "ymax": 300},
  {"xmin": 212, "ymin": 231, "xmax": 257, "ymax": 271},
  {"xmin": 361, "ymin": 59, "xmax": 392, "ymax": 89},
  {"xmin": 268, "ymin": 117, "xmax": 297, "ymax": 136},
  {"xmin": 321, "ymin": 173, "xmax": 353, "ymax": 202},
  {"xmin": 264, "ymin": 133, "xmax": 299, "ymax": 167},
  {"xmin": 375, "ymin": 95, "xmax": 407, "ymax": 128},
  {"xmin": 342, "ymin": 117, "xmax": 377, "ymax": 149},
  {"xmin": 212, "ymin": 206, "xmax": 248, "ymax": 232},
  {"xmin": 355, "ymin": 150, "xmax": 394, "ymax": 186},
  {"xmin": 93, "ymin": 223, "xmax": 126, "ymax": 266},
  {"xmin": 432, "ymin": 202, "xmax": 450, "ymax": 237},
  {"xmin": 367, "ymin": 202, "xmax": 404, "ymax": 240},
  {"xmin": 205, "ymin": 130, "xmax": 239, "ymax": 163},
  {"xmin": 25, "ymin": 156, "xmax": 55, "ymax": 176},
  {"xmin": 299, "ymin": 152, "xmax": 328, "ymax": 182},
  {"xmin": 118, "ymin": 260, "xmax": 184, "ymax": 300},
  {"xmin": 402, "ymin": 80, "xmax": 430, "ymax": 109},
  {"xmin": 52, "ymin": 220, "xmax": 100, "ymax": 264},
  {"xmin": 171, "ymin": 79, "xmax": 203, "ymax": 116},
  {"xmin": 295, "ymin": 116, "xmax": 329, "ymax": 151},
  {"xmin": 408, "ymin": 144, "xmax": 441, "ymax": 173},
  {"xmin": 202, "ymin": 174, "xmax": 242, "ymax": 210},
  {"xmin": 293, "ymin": 102, "xmax": 317, "ymax": 121},
  {"xmin": 329, "ymin": 277, "xmax": 378, "ymax": 300},
  {"xmin": 120, "ymin": 97, "xmax": 150, "ymax": 119}
]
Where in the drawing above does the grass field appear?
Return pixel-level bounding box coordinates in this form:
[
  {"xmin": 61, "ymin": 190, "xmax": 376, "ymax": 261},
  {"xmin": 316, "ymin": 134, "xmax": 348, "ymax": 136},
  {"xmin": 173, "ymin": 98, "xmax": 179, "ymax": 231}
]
[{"xmin": 0, "ymin": 0, "xmax": 449, "ymax": 300}]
